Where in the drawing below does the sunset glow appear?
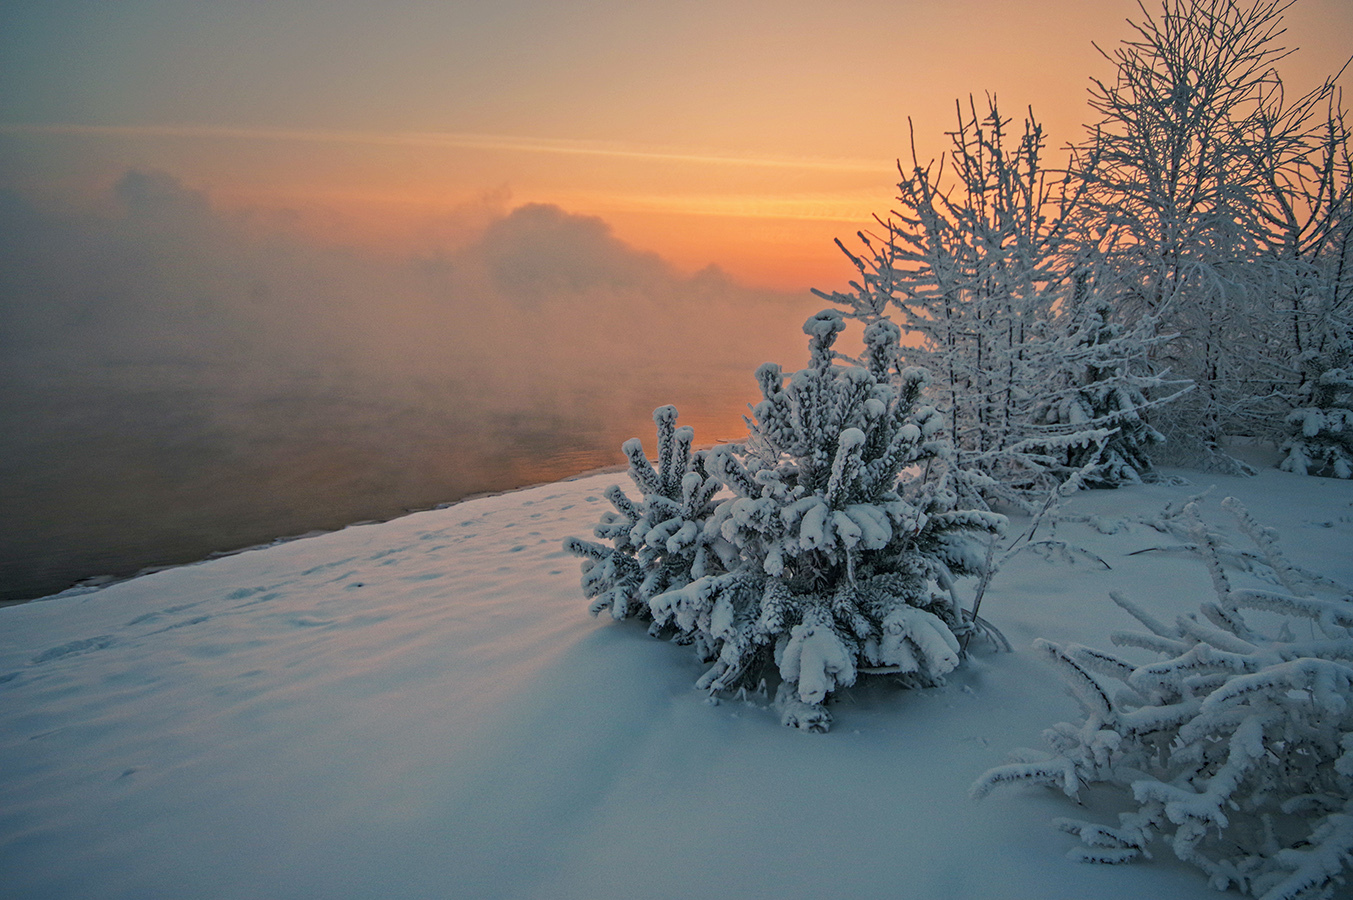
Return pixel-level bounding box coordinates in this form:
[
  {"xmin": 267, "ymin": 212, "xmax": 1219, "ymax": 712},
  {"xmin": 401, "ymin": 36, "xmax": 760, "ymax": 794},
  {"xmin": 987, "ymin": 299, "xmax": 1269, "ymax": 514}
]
[{"xmin": 5, "ymin": 0, "xmax": 1348, "ymax": 292}]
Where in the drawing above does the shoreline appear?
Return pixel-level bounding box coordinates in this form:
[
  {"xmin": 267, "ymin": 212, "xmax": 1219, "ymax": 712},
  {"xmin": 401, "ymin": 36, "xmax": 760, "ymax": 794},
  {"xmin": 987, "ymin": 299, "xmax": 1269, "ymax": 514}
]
[{"xmin": 2, "ymin": 462, "xmax": 629, "ymax": 610}]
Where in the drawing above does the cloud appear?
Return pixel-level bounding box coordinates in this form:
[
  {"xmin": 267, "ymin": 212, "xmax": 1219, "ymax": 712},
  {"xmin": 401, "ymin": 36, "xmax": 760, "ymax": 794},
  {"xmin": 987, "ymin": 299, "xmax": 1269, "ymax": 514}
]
[
  {"xmin": 0, "ymin": 170, "xmax": 821, "ymax": 601},
  {"xmin": 0, "ymin": 122, "xmax": 891, "ymax": 174},
  {"xmin": 476, "ymin": 203, "xmax": 667, "ymax": 300}
]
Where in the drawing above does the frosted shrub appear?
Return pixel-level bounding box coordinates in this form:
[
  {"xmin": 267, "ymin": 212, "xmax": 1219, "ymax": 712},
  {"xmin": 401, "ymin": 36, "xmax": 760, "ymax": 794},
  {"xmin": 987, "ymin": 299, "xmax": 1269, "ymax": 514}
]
[
  {"xmin": 1072, "ymin": 0, "xmax": 1350, "ymax": 466},
  {"xmin": 972, "ymin": 499, "xmax": 1353, "ymax": 899},
  {"xmin": 816, "ymin": 97, "xmax": 1189, "ymax": 507},
  {"xmin": 568, "ymin": 310, "xmax": 1004, "ymax": 732}
]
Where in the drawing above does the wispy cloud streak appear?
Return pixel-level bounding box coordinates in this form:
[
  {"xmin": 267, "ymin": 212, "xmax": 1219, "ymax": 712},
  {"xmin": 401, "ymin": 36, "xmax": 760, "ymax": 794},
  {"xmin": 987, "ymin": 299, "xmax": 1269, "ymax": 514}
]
[
  {"xmin": 577, "ymin": 190, "xmax": 885, "ymax": 223},
  {"xmin": 0, "ymin": 122, "xmax": 893, "ymax": 174}
]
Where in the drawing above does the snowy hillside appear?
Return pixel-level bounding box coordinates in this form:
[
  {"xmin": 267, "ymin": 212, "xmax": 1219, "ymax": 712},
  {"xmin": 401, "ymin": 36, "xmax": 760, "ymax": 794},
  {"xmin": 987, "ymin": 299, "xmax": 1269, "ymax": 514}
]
[{"xmin": 2, "ymin": 463, "xmax": 1351, "ymax": 900}]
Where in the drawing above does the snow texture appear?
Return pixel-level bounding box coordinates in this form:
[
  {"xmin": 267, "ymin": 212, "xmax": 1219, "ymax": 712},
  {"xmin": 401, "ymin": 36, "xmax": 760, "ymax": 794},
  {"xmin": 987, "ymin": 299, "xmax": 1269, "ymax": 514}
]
[{"xmin": 2, "ymin": 459, "xmax": 1351, "ymax": 898}]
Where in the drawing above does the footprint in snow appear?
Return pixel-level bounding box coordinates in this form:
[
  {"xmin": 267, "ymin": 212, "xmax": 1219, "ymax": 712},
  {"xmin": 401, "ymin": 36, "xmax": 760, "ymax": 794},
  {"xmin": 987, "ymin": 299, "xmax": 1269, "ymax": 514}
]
[
  {"xmin": 30, "ymin": 636, "xmax": 116, "ymax": 665},
  {"xmin": 226, "ymin": 591, "xmax": 280, "ymax": 610},
  {"xmin": 300, "ymin": 557, "xmax": 359, "ymax": 577},
  {"xmin": 126, "ymin": 602, "xmax": 202, "ymax": 626},
  {"xmin": 145, "ymin": 616, "xmax": 211, "ymax": 636}
]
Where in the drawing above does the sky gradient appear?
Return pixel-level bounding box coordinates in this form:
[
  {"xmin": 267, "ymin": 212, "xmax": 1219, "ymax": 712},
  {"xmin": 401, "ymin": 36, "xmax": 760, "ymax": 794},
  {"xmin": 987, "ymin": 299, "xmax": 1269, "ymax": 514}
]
[{"xmin": 4, "ymin": 0, "xmax": 1350, "ymax": 290}]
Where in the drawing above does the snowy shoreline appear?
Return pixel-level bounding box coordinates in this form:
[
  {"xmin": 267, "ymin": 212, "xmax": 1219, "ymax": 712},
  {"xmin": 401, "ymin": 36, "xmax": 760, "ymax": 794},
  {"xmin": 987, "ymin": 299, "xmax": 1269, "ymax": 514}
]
[
  {"xmin": 12, "ymin": 463, "xmax": 632, "ymax": 610},
  {"xmin": 2, "ymin": 465, "xmax": 1350, "ymax": 899}
]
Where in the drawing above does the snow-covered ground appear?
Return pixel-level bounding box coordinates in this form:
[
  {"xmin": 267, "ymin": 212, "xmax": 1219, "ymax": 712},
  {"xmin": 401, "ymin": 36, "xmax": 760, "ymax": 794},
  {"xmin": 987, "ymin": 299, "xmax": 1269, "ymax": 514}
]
[{"xmin": 2, "ymin": 462, "xmax": 1351, "ymax": 900}]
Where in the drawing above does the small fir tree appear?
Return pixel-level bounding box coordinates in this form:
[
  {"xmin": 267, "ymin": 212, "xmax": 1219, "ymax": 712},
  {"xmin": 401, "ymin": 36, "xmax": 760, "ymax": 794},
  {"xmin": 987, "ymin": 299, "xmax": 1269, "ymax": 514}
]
[
  {"xmin": 1280, "ymin": 328, "xmax": 1353, "ymax": 478},
  {"xmin": 567, "ymin": 311, "xmax": 1005, "ymax": 732},
  {"xmin": 563, "ymin": 404, "xmax": 727, "ymax": 623},
  {"xmin": 1034, "ymin": 295, "xmax": 1180, "ymax": 488}
]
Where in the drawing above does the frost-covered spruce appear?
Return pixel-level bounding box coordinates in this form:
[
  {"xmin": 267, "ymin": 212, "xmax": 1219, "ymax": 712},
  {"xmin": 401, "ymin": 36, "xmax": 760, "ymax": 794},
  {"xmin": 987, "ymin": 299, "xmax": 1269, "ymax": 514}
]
[
  {"xmin": 570, "ymin": 310, "xmax": 1004, "ymax": 732},
  {"xmin": 1035, "ymin": 295, "xmax": 1169, "ymax": 488},
  {"xmin": 1280, "ymin": 330, "xmax": 1353, "ymax": 479},
  {"xmin": 564, "ymin": 405, "xmax": 726, "ymax": 626},
  {"xmin": 972, "ymin": 499, "xmax": 1353, "ymax": 899}
]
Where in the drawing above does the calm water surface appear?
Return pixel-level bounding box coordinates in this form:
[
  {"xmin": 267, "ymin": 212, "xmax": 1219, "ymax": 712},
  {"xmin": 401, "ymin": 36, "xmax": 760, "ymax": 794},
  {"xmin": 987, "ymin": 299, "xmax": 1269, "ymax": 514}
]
[{"xmin": 1, "ymin": 371, "xmax": 754, "ymax": 604}]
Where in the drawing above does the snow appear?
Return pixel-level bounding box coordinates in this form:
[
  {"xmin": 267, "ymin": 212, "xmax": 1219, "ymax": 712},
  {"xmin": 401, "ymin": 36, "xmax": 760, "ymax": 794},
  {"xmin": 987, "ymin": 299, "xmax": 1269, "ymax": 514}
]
[{"xmin": 2, "ymin": 464, "xmax": 1352, "ymax": 899}]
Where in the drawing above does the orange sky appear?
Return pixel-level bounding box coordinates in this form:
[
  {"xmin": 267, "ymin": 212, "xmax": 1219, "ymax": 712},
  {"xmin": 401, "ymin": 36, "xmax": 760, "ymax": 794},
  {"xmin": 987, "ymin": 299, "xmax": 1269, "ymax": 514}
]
[{"xmin": 2, "ymin": 0, "xmax": 1350, "ymax": 292}]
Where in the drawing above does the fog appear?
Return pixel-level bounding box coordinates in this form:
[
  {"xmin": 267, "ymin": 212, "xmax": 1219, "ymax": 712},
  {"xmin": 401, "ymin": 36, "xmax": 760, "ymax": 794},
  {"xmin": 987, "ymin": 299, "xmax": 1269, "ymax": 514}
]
[{"xmin": 0, "ymin": 171, "xmax": 821, "ymax": 602}]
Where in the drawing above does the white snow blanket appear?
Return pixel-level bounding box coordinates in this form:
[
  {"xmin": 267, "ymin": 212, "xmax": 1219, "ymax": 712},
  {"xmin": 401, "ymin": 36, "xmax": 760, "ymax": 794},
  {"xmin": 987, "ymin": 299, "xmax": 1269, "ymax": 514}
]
[{"xmin": 3, "ymin": 465, "xmax": 1351, "ymax": 899}]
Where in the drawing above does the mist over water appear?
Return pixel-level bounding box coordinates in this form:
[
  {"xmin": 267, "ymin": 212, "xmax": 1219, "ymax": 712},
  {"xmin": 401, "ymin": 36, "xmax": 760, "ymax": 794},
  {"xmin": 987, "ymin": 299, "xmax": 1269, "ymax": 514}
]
[{"xmin": 1, "ymin": 172, "xmax": 820, "ymax": 603}]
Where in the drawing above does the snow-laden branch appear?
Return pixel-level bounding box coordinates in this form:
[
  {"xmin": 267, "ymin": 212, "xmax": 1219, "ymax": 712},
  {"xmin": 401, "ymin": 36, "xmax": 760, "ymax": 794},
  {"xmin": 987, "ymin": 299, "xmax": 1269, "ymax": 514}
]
[{"xmin": 974, "ymin": 496, "xmax": 1353, "ymax": 897}]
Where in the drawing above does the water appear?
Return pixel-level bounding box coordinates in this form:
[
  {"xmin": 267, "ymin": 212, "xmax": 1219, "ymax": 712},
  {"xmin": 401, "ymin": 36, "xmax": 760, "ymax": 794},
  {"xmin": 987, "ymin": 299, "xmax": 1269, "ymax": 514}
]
[
  {"xmin": 0, "ymin": 371, "xmax": 756, "ymax": 605},
  {"xmin": 0, "ymin": 180, "xmax": 823, "ymax": 604}
]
